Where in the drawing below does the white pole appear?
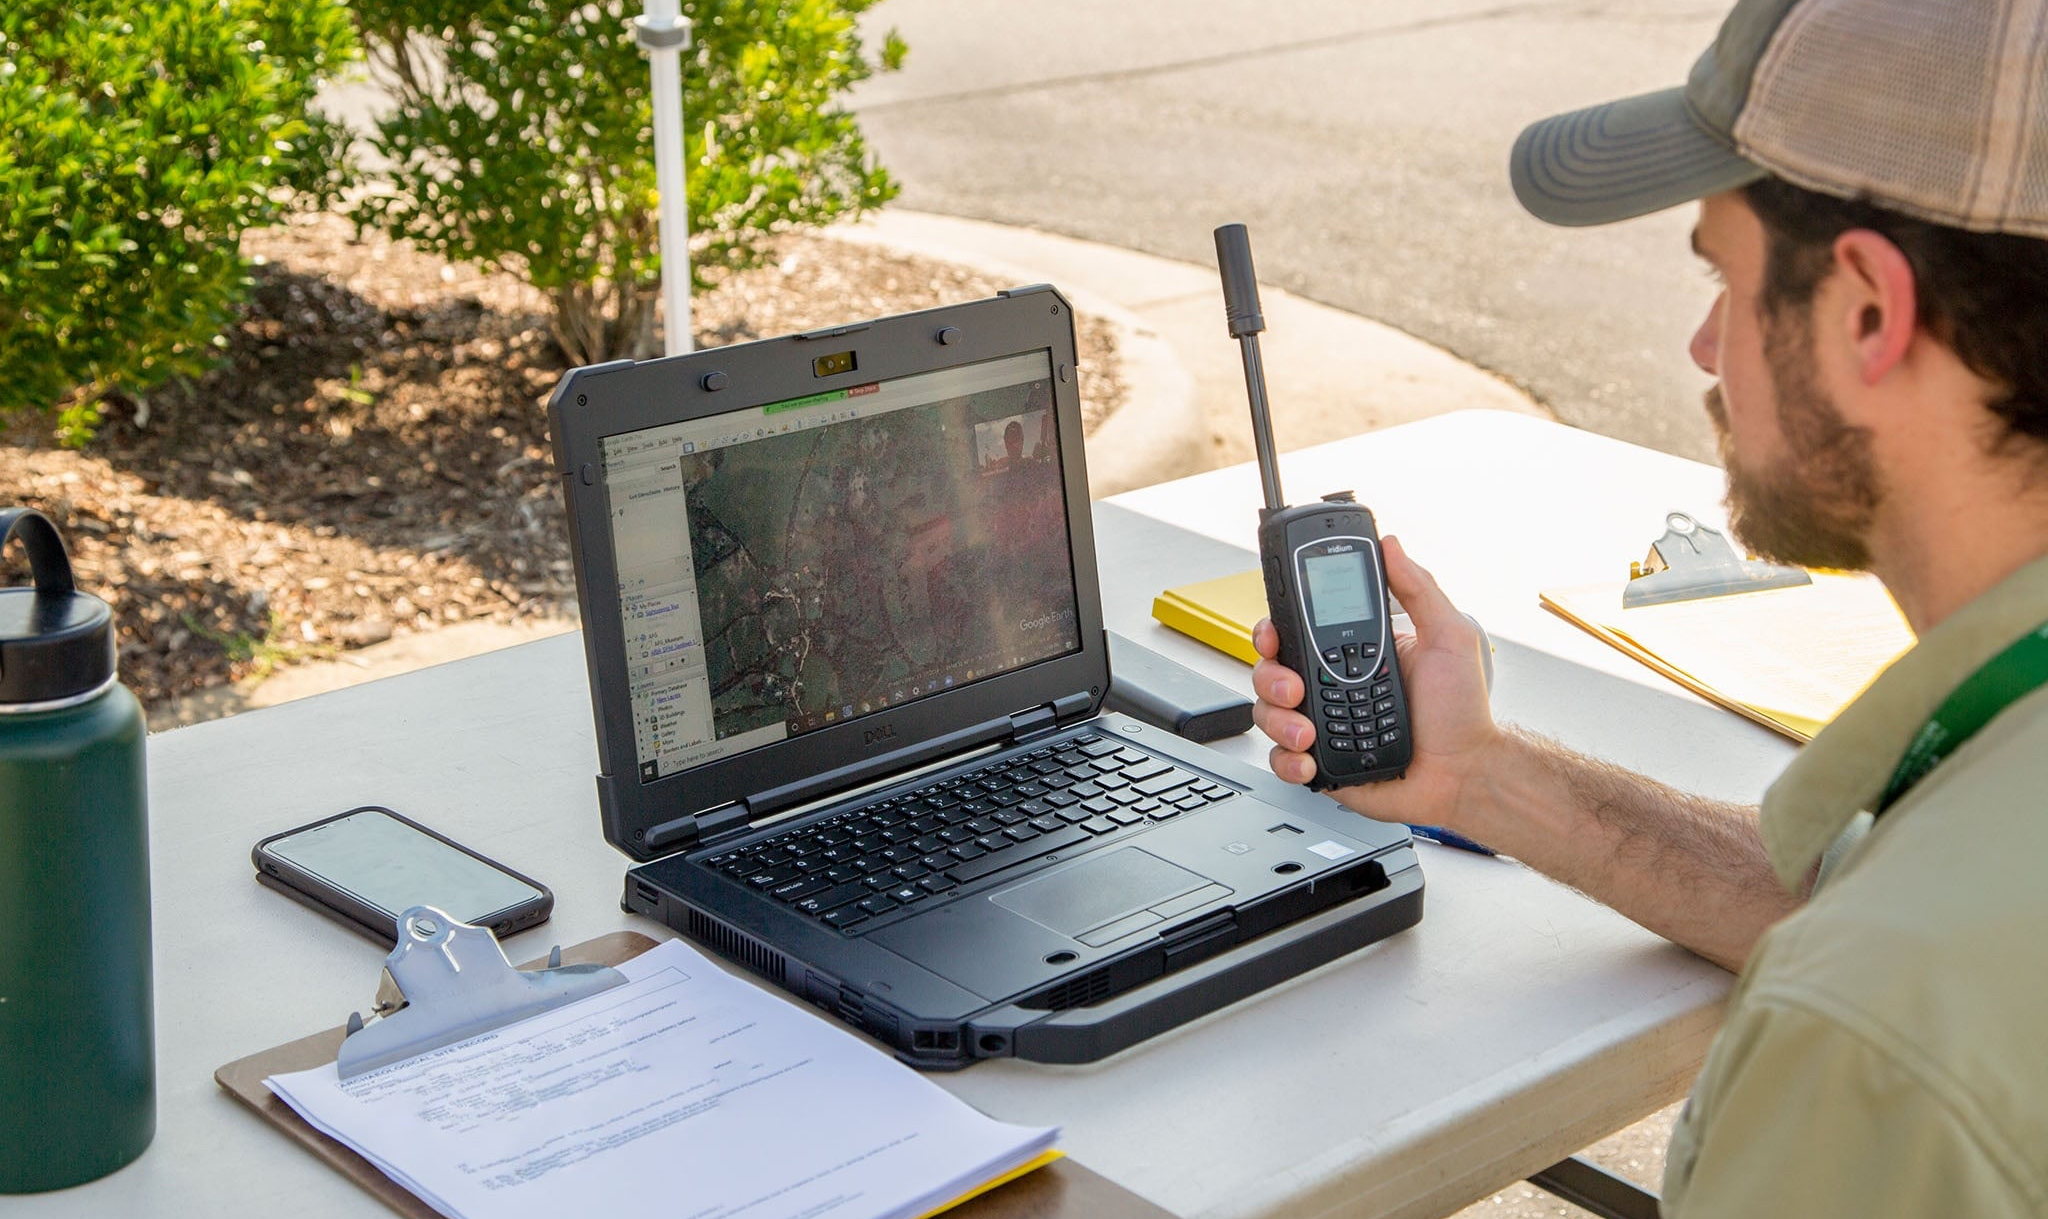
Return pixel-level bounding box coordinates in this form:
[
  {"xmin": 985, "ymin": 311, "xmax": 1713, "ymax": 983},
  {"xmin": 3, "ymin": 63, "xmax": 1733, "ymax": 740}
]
[{"xmin": 635, "ymin": 0, "xmax": 694, "ymax": 356}]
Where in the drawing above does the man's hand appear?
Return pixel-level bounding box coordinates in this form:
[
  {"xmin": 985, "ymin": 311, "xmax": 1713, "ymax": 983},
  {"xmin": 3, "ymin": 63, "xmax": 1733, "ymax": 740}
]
[
  {"xmin": 1254, "ymin": 534, "xmax": 1795, "ymax": 968},
  {"xmin": 1251, "ymin": 535, "xmax": 1500, "ymax": 832}
]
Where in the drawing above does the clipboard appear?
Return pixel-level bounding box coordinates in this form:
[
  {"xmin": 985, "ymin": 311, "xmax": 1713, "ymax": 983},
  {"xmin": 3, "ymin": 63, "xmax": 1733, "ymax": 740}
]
[
  {"xmin": 1540, "ymin": 513, "xmax": 1914, "ymax": 742},
  {"xmin": 216, "ymin": 918, "xmax": 1169, "ymax": 1219}
]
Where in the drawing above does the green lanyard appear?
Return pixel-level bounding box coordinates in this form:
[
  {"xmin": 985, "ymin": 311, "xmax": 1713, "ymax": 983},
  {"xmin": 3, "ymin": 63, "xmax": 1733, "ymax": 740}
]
[{"xmin": 1876, "ymin": 619, "xmax": 2048, "ymax": 816}]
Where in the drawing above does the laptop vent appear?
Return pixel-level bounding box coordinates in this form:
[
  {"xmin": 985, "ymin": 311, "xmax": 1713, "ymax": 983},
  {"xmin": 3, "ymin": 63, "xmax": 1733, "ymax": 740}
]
[
  {"xmin": 686, "ymin": 908, "xmax": 787, "ymax": 986},
  {"xmin": 1020, "ymin": 966, "xmax": 1115, "ymax": 1012}
]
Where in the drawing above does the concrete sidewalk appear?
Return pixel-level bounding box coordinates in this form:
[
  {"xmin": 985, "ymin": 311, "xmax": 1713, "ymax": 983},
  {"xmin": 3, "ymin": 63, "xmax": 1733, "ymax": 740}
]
[{"xmin": 830, "ymin": 210, "xmax": 1547, "ymax": 497}]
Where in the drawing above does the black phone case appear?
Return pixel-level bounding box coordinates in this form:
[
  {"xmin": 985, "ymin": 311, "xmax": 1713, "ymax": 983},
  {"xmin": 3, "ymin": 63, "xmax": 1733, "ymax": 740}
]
[
  {"xmin": 1257, "ymin": 502, "xmax": 1413, "ymax": 788},
  {"xmin": 251, "ymin": 805, "xmax": 554, "ymax": 946}
]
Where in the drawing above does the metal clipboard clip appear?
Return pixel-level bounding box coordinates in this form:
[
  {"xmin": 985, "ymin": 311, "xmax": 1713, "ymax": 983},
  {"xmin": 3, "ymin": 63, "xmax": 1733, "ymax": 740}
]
[
  {"xmin": 1622, "ymin": 511, "xmax": 1812, "ymax": 609},
  {"xmin": 335, "ymin": 906, "xmax": 628, "ymax": 1080}
]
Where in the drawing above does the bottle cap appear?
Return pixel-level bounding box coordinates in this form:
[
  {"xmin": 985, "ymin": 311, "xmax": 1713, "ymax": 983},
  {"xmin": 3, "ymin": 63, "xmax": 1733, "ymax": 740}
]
[{"xmin": 0, "ymin": 509, "xmax": 117, "ymax": 705}]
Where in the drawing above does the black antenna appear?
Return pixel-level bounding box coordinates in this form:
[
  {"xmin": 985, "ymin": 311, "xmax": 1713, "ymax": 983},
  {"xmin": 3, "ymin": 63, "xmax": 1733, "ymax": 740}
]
[{"xmin": 1213, "ymin": 224, "xmax": 1285, "ymax": 513}]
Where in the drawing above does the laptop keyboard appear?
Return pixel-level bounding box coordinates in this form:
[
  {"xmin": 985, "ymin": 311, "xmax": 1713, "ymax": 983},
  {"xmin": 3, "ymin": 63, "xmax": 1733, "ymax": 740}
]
[{"xmin": 703, "ymin": 733, "xmax": 1237, "ymax": 934}]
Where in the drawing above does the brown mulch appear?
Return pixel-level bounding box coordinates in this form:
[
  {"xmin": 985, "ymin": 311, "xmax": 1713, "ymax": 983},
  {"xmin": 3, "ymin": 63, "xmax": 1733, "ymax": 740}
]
[{"xmin": 0, "ymin": 214, "xmax": 1127, "ymax": 711}]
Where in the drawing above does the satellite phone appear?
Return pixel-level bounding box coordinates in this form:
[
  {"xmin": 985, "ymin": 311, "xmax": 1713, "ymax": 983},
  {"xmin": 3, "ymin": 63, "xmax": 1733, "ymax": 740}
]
[{"xmin": 1213, "ymin": 223, "xmax": 1412, "ymax": 789}]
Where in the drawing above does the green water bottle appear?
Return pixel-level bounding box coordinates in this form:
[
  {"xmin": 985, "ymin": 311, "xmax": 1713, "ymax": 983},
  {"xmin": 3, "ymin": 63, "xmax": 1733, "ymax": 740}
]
[{"xmin": 0, "ymin": 508, "xmax": 154, "ymax": 1192}]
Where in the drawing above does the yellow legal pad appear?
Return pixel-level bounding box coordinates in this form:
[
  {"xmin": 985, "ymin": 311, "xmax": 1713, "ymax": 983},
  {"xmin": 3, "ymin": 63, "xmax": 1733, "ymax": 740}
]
[
  {"xmin": 1540, "ymin": 570, "xmax": 1916, "ymax": 743},
  {"xmin": 1151, "ymin": 568, "xmax": 1266, "ymax": 664}
]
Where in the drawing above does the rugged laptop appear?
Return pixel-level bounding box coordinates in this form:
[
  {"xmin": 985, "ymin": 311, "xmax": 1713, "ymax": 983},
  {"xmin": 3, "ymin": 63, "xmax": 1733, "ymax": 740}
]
[{"xmin": 550, "ymin": 286, "xmax": 1422, "ymax": 1067}]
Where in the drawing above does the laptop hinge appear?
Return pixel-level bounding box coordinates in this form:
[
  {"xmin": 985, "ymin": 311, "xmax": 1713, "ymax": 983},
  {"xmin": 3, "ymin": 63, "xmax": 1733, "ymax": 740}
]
[
  {"xmin": 644, "ymin": 802, "xmax": 752, "ymax": 854},
  {"xmin": 1009, "ymin": 692, "xmax": 1094, "ymax": 743}
]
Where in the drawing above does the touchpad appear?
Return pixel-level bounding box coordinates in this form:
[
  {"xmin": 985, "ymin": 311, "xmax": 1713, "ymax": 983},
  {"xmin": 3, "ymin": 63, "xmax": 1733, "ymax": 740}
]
[{"xmin": 993, "ymin": 848, "xmax": 1209, "ymax": 938}]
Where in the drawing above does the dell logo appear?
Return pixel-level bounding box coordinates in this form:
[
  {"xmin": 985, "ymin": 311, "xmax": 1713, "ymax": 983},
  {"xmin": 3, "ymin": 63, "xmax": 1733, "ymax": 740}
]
[{"xmin": 864, "ymin": 724, "xmax": 897, "ymax": 747}]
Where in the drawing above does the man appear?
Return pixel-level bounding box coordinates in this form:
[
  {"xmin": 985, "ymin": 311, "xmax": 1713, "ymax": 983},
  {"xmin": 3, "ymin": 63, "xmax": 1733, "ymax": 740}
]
[
  {"xmin": 1252, "ymin": 0, "xmax": 2048, "ymax": 1212},
  {"xmin": 996, "ymin": 418, "xmax": 1026, "ymax": 471}
]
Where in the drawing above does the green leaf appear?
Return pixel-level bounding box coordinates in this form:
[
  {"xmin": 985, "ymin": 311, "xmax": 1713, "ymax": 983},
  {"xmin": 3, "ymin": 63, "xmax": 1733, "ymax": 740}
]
[{"xmin": 0, "ymin": 0, "xmax": 360, "ymax": 439}]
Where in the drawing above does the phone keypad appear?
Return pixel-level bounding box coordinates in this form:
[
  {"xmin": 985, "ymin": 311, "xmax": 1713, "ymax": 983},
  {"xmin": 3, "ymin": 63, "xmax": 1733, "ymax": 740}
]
[
  {"xmin": 1319, "ymin": 641, "xmax": 1382, "ymax": 681},
  {"xmin": 1314, "ymin": 667, "xmax": 1392, "ymax": 772}
]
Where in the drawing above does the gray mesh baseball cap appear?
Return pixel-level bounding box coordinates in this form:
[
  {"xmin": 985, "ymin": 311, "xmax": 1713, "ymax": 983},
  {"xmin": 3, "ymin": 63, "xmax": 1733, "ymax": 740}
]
[{"xmin": 1511, "ymin": 0, "xmax": 2048, "ymax": 237}]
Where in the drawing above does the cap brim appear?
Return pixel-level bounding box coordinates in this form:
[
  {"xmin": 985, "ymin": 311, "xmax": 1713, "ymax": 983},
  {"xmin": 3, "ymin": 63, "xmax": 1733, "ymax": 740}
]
[{"xmin": 1510, "ymin": 86, "xmax": 1766, "ymax": 227}]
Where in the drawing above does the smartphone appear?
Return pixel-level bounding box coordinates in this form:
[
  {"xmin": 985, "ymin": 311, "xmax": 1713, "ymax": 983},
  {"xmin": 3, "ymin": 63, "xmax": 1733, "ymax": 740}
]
[{"xmin": 252, "ymin": 806, "xmax": 553, "ymax": 945}]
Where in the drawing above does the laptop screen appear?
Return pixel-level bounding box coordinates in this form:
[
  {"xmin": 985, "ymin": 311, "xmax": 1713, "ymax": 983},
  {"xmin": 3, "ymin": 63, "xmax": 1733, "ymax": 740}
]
[{"xmin": 599, "ymin": 351, "xmax": 1084, "ymax": 782}]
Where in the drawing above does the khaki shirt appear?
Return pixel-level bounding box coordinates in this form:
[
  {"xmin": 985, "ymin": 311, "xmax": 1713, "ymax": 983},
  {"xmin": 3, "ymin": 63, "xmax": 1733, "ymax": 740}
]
[{"xmin": 1662, "ymin": 553, "xmax": 2048, "ymax": 1217}]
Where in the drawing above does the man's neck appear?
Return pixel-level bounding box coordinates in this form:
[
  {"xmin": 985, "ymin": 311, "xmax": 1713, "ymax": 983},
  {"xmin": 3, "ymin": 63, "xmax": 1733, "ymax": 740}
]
[{"xmin": 1868, "ymin": 454, "xmax": 2048, "ymax": 633}]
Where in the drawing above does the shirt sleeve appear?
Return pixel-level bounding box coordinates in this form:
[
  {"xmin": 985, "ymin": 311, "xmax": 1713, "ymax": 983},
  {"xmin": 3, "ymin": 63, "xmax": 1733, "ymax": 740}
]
[{"xmin": 1661, "ymin": 991, "xmax": 2035, "ymax": 1218}]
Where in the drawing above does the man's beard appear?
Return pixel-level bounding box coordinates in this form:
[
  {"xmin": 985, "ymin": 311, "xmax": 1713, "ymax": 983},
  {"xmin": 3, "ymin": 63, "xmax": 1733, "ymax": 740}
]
[{"xmin": 1704, "ymin": 311, "xmax": 1881, "ymax": 572}]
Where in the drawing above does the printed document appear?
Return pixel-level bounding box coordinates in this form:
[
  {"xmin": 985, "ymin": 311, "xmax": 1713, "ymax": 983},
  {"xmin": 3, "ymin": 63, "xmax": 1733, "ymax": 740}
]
[
  {"xmin": 266, "ymin": 938, "xmax": 1057, "ymax": 1219},
  {"xmin": 1542, "ymin": 570, "xmax": 1914, "ymax": 742}
]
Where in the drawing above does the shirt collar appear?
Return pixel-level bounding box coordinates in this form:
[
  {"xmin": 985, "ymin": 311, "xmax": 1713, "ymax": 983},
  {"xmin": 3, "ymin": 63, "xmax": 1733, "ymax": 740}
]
[{"xmin": 1761, "ymin": 550, "xmax": 2048, "ymax": 889}]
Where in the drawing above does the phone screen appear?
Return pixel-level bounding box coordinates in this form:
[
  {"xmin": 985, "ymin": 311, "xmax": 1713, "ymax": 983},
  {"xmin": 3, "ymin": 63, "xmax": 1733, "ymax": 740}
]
[
  {"xmin": 265, "ymin": 809, "xmax": 543, "ymax": 925},
  {"xmin": 1304, "ymin": 549, "xmax": 1375, "ymax": 627}
]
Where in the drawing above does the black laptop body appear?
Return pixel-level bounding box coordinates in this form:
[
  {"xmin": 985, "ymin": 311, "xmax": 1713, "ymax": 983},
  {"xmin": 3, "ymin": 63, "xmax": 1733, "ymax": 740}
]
[{"xmin": 550, "ymin": 286, "xmax": 1422, "ymax": 1068}]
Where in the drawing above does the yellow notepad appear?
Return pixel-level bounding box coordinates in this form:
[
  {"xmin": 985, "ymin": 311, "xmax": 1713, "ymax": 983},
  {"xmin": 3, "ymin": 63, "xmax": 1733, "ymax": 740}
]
[
  {"xmin": 1152, "ymin": 569, "xmax": 1265, "ymax": 664},
  {"xmin": 1541, "ymin": 571, "xmax": 1915, "ymax": 742}
]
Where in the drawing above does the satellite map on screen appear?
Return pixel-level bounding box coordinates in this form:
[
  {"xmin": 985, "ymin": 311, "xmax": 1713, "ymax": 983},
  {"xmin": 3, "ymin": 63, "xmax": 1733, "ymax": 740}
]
[{"xmin": 677, "ymin": 379, "xmax": 1078, "ymax": 742}]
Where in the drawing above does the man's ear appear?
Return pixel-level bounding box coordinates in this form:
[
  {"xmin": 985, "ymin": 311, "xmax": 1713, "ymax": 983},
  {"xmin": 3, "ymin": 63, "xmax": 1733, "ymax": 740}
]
[{"xmin": 1830, "ymin": 229, "xmax": 1918, "ymax": 385}]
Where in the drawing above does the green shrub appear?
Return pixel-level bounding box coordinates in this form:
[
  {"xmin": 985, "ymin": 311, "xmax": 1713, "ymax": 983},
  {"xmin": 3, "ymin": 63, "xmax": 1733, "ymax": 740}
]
[
  {"xmin": 0, "ymin": 0, "xmax": 357, "ymax": 445},
  {"xmin": 350, "ymin": 0, "xmax": 906, "ymax": 365}
]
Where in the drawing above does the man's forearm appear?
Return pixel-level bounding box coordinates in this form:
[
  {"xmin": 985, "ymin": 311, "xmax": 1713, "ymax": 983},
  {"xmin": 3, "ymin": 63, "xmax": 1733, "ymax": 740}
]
[{"xmin": 1455, "ymin": 727, "xmax": 1802, "ymax": 971}]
